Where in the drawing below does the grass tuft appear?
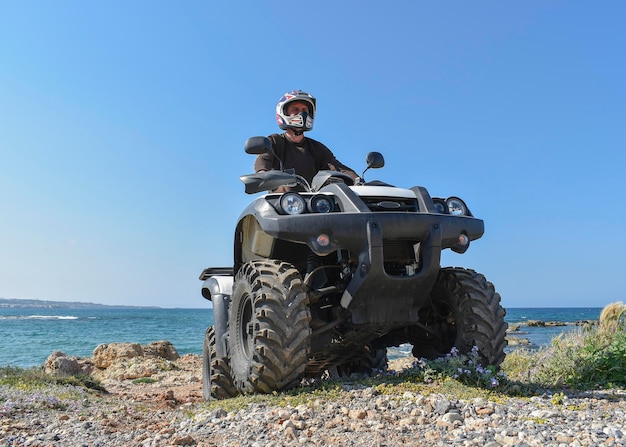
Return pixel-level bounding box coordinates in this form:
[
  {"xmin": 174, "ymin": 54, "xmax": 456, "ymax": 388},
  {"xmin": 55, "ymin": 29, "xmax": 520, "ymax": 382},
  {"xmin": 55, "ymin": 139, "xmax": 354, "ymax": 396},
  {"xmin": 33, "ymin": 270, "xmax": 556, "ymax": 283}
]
[
  {"xmin": 0, "ymin": 365, "xmax": 105, "ymax": 391},
  {"xmin": 502, "ymin": 301, "xmax": 626, "ymax": 390}
]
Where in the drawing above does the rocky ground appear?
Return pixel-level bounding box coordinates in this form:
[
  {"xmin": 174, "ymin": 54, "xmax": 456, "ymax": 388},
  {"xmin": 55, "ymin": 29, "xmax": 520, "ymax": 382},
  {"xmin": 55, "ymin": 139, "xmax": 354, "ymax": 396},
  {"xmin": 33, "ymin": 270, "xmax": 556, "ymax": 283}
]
[{"xmin": 2, "ymin": 342, "xmax": 626, "ymax": 446}]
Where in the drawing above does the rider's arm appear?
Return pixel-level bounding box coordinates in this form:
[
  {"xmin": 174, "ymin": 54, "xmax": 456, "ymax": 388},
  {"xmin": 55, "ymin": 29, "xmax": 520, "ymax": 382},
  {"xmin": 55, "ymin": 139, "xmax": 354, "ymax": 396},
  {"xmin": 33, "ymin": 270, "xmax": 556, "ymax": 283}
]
[
  {"xmin": 317, "ymin": 144, "xmax": 358, "ymax": 180},
  {"xmin": 254, "ymin": 153, "xmax": 276, "ymax": 172}
]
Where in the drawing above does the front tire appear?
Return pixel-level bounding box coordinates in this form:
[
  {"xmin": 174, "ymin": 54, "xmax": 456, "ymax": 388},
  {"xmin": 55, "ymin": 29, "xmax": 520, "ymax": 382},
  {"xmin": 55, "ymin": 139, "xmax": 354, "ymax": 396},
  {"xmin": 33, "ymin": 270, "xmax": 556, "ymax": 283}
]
[
  {"xmin": 412, "ymin": 268, "xmax": 508, "ymax": 367},
  {"xmin": 202, "ymin": 326, "xmax": 237, "ymax": 401},
  {"xmin": 228, "ymin": 260, "xmax": 312, "ymax": 394}
]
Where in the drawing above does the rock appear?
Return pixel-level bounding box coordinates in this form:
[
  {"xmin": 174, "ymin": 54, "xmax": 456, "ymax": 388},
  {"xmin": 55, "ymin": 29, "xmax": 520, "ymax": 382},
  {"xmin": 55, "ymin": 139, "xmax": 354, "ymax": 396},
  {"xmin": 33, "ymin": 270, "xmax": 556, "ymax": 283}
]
[
  {"xmin": 526, "ymin": 320, "xmax": 545, "ymax": 327},
  {"xmin": 530, "ymin": 409, "xmax": 558, "ymax": 419},
  {"xmin": 475, "ymin": 405, "xmax": 495, "ymax": 416},
  {"xmin": 171, "ymin": 434, "xmax": 196, "ymax": 445},
  {"xmin": 100, "ymin": 357, "xmax": 174, "ymax": 380},
  {"xmin": 440, "ymin": 412, "xmax": 463, "ymax": 424},
  {"xmin": 433, "ymin": 396, "xmax": 452, "ymax": 415},
  {"xmin": 93, "ymin": 342, "xmax": 144, "ymax": 368},
  {"xmin": 544, "ymin": 321, "xmax": 566, "ymax": 327},
  {"xmin": 44, "ymin": 351, "xmax": 93, "ymax": 377},
  {"xmin": 348, "ymin": 409, "xmax": 367, "ymax": 420},
  {"xmin": 575, "ymin": 319, "xmax": 597, "ymax": 327},
  {"xmin": 142, "ymin": 340, "xmax": 180, "ymax": 360},
  {"xmin": 44, "ymin": 351, "xmax": 80, "ymax": 376},
  {"xmin": 43, "ymin": 341, "xmax": 189, "ymax": 382},
  {"xmin": 506, "ymin": 336, "xmax": 531, "ymax": 346}
]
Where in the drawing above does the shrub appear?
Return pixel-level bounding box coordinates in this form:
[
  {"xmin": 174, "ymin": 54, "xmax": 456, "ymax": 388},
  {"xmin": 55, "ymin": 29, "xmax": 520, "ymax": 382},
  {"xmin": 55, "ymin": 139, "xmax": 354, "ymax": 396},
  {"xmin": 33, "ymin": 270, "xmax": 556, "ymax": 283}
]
[
  {"xmin": 502, "ymin": 302, "xmax": 626, "ymax": 389},
  {"xmin": 415, "ymin": 346, "xmax": 506, "ymax": 389}
]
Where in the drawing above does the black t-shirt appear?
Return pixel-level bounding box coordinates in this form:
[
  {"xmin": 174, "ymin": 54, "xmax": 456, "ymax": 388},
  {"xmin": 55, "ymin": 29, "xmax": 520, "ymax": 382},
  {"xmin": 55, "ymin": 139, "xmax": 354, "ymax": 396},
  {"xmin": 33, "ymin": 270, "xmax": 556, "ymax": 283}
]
[{"xmin": 253, "ymin": 133, "xmax": 357, "ymax": 184}]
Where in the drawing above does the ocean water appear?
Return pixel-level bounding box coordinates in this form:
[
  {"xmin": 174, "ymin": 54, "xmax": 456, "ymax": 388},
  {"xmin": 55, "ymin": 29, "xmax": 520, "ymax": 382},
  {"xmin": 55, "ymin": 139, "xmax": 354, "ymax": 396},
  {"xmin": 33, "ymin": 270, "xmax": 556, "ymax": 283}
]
[
  {"xmin": 504, "ymin": 307, "xmax": 601, "ymax": 349},
  {"xmin": 0, "ymin": 307, "xmax": 214, "ymax": 368},
  {"xmin": 0, "ymin": 306, "xmax": 602, "ymax": 368}
]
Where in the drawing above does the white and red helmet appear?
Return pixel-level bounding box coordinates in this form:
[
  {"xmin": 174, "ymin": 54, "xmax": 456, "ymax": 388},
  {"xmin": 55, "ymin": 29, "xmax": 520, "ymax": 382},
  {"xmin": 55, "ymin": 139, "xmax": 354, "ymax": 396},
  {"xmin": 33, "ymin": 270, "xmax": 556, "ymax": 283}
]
[{"xmin": 276, "ymin": 90, "xmax": 316, "ymax": 132}]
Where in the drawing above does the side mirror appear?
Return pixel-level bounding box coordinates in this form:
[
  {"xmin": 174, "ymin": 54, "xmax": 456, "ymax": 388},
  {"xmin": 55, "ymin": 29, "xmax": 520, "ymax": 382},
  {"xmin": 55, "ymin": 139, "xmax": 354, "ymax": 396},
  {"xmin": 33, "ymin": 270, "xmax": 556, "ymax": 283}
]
[
  {"xmin": 244, "ymin": 136, "xmax": 285, "ymax": 171},
  {"xmin": 365, "ymin": 152, "xmax": 384, "ymax": 169},
  {"xmin": 356, "ymin": 152, "xmax": 385, "ymax": 184},
  {"xmin": 244, "ymin": 136, "xmax": 273, "ymax": 155}
]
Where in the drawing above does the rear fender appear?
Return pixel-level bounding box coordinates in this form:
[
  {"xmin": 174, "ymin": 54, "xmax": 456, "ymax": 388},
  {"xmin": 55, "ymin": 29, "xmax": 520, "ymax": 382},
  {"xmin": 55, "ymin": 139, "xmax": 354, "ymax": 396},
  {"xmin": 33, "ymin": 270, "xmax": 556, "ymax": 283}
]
[{"xmin": 201, "ymin": 276, "xmax": 233, "ymax": 358}]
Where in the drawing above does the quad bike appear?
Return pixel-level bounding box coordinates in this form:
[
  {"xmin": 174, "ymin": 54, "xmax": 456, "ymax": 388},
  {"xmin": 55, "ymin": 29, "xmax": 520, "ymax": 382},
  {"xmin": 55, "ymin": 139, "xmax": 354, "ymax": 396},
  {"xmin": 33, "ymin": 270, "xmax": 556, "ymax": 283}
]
[{"xmin": 199, "ymin": 136, "xmax": 507, "ymax": 400}]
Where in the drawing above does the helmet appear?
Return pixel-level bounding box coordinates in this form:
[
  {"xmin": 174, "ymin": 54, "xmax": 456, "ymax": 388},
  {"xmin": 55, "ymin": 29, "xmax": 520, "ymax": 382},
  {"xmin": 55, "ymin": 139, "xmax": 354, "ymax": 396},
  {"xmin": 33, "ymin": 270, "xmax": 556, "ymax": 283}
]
[{"xmin": 276, "ymin": 90, "xmax": 316, "ymax": 132}]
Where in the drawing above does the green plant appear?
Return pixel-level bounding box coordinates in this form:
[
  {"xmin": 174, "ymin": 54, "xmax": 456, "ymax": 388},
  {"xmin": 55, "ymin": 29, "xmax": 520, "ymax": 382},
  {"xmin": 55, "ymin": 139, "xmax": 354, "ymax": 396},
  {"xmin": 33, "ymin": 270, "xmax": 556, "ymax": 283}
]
[
  {"xmin": 0, "ymin": 366, "xmax": 104, "ymax": 391},
  {"xmin": 132, "ymin": 377, "xmax": 158, "ymax": 385},
  {"xmin": 501, "ymin": 302, "xmax": 626, "ymax": 390},
  {"xmin": 414, "ymin": 346, "xmax": 506, "ymax": 390},
  {"xmin": 551, "ymin": 392, "xmax": 565, "ymax": 405},
  {"xmin": 1, "ymin": 366, "xmax": 92, "ymax": 417}
]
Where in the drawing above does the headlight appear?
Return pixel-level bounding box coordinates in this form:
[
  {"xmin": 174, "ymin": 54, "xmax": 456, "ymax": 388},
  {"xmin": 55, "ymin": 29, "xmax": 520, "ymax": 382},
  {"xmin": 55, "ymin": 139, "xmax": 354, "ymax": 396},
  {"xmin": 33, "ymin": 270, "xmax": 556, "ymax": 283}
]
[
  {"xmin": 446, "ymin": 197, "xmax": 468, "ymax": 216},
  {"xmin": 432, "ymin": 198, "xmax": 447, "ymax": 214},
  {"xmin": 279, "ymin": 193, "xmax": 306, "ymax": 215},
  {"xmin": 309, "ymin": 195, "xmax": 334, "ymax": 213}
]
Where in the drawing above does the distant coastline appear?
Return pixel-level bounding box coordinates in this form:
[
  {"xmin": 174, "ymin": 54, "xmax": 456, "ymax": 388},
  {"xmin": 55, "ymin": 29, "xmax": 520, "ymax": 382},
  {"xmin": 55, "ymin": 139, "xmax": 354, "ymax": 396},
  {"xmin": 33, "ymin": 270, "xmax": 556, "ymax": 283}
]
[{"xmin": 0, "ymin": 297, "xmax": 158, "ymax": 310}]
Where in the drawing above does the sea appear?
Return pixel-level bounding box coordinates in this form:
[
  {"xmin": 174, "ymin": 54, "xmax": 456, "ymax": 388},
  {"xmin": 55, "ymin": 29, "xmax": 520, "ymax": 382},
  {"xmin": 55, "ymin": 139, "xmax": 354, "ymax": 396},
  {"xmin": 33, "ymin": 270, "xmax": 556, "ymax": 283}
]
[{"xmin": 0, "ymin": 306, "xmax": 602, "ymax": 368}]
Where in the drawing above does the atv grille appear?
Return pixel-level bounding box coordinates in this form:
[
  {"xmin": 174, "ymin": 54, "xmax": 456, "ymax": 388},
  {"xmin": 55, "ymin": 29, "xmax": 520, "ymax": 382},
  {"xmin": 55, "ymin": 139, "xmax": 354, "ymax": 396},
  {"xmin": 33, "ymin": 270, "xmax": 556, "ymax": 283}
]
[
  {"xmin": 383, "ymin": 239, "xmax": 418, "ymax": 263},
  {"xmin": 383, "ymin": 239, "xmax": 421, "ymax": 276},
  {"xmin": 360, "ymin": 197, "xmax": 419, "ymax": 212}
]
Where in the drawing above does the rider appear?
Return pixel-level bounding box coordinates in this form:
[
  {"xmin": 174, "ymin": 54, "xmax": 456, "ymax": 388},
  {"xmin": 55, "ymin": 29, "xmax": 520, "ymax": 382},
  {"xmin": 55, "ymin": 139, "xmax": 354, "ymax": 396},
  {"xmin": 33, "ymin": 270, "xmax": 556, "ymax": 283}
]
[{"xmin": 254, "ymin": 90, "xmax": 358, "ymax": 187}]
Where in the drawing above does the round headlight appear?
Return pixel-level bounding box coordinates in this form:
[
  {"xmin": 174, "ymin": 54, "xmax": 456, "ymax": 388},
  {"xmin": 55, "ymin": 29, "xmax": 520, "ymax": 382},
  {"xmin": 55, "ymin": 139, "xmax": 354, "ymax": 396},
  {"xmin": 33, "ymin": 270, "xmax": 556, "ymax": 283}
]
[
  {"xmin": 310, "ymin": 195, "xmax": 333, "ymax": 213},
  {"xmin": 446, "ymin": 197, "xmax": 468, "ymax": 216},
  {"xmin": 280, "ymin": 193, "xmax": 306, "ymax": 215},
  {"xmin": 433, "ymin": 199, "xmax": 447, "ymax": 214}
]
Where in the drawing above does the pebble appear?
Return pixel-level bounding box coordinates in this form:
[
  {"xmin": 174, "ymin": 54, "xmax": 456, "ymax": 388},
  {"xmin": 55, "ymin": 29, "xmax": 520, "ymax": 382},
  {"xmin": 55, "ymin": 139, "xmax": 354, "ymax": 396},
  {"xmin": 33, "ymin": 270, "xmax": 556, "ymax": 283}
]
[{"xmin": 2, "ymin": 385, "xmax": 626, "ymax": 446}]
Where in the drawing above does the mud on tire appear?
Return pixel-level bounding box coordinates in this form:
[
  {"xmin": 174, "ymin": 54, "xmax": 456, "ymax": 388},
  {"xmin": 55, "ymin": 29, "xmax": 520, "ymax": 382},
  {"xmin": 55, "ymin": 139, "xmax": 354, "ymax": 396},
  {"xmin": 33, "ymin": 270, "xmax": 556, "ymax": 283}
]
[
  {"xmin": 412, "ymin": 267, "xmax": 508, "ymax": 367},
  {"xmin": 228, "ymin": 260, "xmax": 312, "ymax": 394}
]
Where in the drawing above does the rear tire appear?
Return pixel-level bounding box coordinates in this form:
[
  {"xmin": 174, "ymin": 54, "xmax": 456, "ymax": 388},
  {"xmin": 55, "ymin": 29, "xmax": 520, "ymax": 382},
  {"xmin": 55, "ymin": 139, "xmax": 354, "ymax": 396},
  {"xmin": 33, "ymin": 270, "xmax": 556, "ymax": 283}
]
[
  {"xmin": 202, "ymin": 326, "xmax": 237, "ymax": 401},
  {"xmin": 412, "ymin": 268, "xmax": 508, "ymax": 367},
  {"xmin": 229, "ymin": 260, "xmax": 312, "ymax": 394},
  {"xmin": 334, "ymin": 347, "xmax": 388, "ymax": 377}
]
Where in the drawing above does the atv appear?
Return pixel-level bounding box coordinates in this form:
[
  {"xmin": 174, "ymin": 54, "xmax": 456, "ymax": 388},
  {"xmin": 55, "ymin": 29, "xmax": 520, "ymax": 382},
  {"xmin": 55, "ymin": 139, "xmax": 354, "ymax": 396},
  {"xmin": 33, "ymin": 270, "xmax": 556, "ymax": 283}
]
[{"xmin": 199, "ymin": 136, "xmax": 507, "ymax": 400}]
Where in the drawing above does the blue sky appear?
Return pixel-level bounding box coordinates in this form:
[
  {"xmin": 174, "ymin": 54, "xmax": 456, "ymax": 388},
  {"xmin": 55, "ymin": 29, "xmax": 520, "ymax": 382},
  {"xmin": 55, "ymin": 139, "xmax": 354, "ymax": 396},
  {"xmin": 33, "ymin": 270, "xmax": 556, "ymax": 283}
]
[{"xmin": 1, "ymin": 2, "xmax": 624, "ymax": 309}]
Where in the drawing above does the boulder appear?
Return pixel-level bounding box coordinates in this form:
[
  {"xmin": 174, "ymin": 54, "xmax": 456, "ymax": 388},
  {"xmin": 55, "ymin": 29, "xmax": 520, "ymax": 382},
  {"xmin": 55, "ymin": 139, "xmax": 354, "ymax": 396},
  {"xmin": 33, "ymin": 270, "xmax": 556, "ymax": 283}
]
[
  {"xmin": 45, "ymin": 341, "xmax": 184, "ymax": 382},
  {"xmin": 44, "ymin": 351, "xmax": 94, "ymax": 377},
  {"xmin": 92, "ymin": 342, "xmax": 144, "ymax": 368},
  {"xmin": 526, "ymin": 320, "xmax": 545, "ymax": 327},
  {"xmin": 506, "ymin": 336, "xmax": 531, "ymax": 346},
  {"xmin": 142, "ymin": 340, "xmax": 179, "ymax": 361},
  {"xmin": 100, "ymin": 357, "xmax": 166, "ymax": 380}
]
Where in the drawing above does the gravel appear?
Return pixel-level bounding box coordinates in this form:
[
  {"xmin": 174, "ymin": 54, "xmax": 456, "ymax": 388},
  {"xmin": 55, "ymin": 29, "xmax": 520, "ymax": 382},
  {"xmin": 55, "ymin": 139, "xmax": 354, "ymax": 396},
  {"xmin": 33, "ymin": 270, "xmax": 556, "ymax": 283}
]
[{"xmin": 2, "ymin": 357, "xmax": 626, "ymax": 446}]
